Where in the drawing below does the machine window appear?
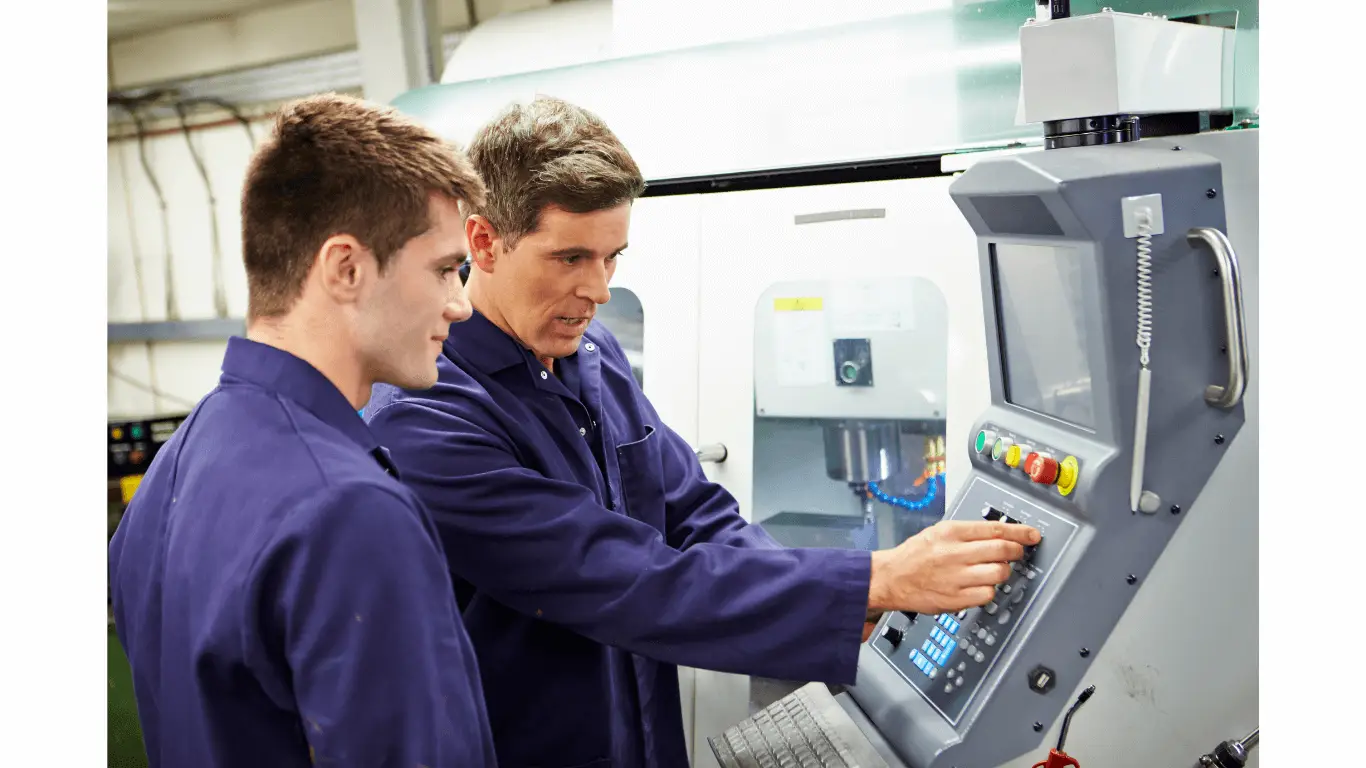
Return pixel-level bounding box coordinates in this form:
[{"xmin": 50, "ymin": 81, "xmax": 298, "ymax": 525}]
[
  {"xmin": 751, "ymin": 277, "xmax": 950, "ymax": 551},
  {"xmin": 991, "ymin": 242, "xmax": 1095, "ymax": 430},
  {"xmin": 595, "ymin": 287, "xmax": 644, "ymax": 387}
]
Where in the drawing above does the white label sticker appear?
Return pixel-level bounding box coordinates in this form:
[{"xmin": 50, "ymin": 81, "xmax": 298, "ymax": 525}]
[{"xmin": 771, "ymin": 307, "xmax": 830, "ymax": 388}]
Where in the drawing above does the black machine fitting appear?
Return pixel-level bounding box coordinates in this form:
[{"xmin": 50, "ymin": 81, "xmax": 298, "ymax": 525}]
[
  {"xmin": 1043, "ymin": 115, "xmax": 1139, "ymax": 150},
  {"xmin": 1043, "ymin": 112, "xmax": 1236, "ymax": 151},
  {"xmin": 1196, "ymin": 728, "xmax": 1258, "ymax": 768}
]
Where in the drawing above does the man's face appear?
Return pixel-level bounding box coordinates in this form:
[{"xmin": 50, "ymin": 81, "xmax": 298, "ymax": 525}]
[
  {"xmin": 358, "ymin": 193, "xmax": 472, "ymax": 389},
  {"xmin": 479, "ymin": 203, "xmax": 629, "ymax": 362}
]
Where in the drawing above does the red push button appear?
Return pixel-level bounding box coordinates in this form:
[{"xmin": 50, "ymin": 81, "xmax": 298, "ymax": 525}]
[{"xmin": 1029, "ymin": 455, "xmax": 1060, "ymax": 485}]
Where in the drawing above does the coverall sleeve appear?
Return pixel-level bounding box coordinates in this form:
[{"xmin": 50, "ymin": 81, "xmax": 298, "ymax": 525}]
[
  {"xmin": 654, "ymin": 418, "xmax": 785, "ymax": 552},
  {"xmin": 367, "ymin": 400, "xmax": 872, "ymax": 685},
  {"xmin": 257, "ymin": 482, "xmax": 492, "ymax": 767}
]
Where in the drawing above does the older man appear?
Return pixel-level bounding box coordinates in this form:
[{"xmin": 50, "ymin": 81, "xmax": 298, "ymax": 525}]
[{"xmin": 365, "ymin": 96, "xmax": 1038, "ymax": 768}]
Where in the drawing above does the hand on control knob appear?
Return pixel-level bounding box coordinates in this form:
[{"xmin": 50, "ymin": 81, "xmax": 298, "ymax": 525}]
[{"xmin": 867, "ymin": 520, "xmax": 1041, "ymax": 615}]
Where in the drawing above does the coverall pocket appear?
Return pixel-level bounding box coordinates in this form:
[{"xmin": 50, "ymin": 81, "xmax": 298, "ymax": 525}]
[{"xmin": 615, "ymin": 424, "xmax": 666, "ymax": 526}]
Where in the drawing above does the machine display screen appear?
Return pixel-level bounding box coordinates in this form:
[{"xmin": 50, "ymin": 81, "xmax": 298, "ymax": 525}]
[{"xmin": 991, "ymin": 242, "xmax": 1096, "ymax": 430}]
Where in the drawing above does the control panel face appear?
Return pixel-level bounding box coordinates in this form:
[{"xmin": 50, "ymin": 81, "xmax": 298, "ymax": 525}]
[
  {"xmin": 973, "ymin": 422, "xmax": 1084, "ymax": 499},
  {"xmin": 869, "ymin": 475, "xmax": 1078, "ymax": 725},
  {"xmin": 108, "ymin": 416, "xmax": 186, "ymax": 478}
]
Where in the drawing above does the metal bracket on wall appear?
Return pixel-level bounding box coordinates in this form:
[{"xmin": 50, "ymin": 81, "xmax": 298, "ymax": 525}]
[{"xmin": 108, "ymin": 319, "xmax": 245, "ymax": 344}]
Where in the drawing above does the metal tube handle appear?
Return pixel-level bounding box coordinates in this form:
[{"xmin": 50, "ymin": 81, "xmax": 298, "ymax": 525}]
[
  {"xmin": 695, "ymin": 443, "xmax": 729, "ymax": 464},
  {"xmin": 1187, "ymin": 227, "xmax": 1250, "ymax": 409}
]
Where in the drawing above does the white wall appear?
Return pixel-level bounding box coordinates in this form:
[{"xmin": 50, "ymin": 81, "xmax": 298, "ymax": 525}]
[{"xmin": 108, "ymin": 119, "xmax": 261, "ymax": 417}]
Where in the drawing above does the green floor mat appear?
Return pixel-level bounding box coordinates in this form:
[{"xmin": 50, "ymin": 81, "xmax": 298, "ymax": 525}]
[{"xmin": 108, "ymin": 627, "xmax": 148, "ymax": 768}]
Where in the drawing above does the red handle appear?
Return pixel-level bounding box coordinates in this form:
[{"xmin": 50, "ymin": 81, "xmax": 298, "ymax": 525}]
[{"xmin": 1041, "ymin": 749, "xmax": 1079, "ymax": 768}]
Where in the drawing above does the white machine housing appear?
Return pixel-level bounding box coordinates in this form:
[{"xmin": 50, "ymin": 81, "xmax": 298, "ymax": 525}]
[
  {"xmin": 752, "ymin": 277, "xmax": 949, "ymax": 421},
  {"xmin": 1019, "ymin": 10, "xmax": 1234, "ymax": 124}
]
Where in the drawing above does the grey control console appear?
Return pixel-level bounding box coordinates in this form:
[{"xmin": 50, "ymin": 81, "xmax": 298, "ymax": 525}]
[
  {"xmin": 710, "ymin": 134, "xmax": 1253, "ymax": 768},
  {"xmin": 870, "ymin": 481, "xmax": 1078, "ymax": 727}
]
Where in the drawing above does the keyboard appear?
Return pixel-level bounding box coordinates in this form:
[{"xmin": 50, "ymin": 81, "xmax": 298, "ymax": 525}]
[{"xmin": 708, "ymin": 682, "xmax": 891, "ymax": 768}]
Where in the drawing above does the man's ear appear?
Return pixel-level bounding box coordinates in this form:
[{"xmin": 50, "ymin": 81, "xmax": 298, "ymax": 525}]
[
  {"xmin": 315, "ymin": 234, "xmax": 372, "ymax": 304},
  {"xmin": 466, "ymin": 215, "xmax": 500, "ymax": 273}
]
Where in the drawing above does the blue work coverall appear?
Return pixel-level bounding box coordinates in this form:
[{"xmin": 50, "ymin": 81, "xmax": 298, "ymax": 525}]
[
  {"xmin": 366, "ymin": 311, "xmax": 872, "ymax": 768},
  {"xmin": 108, "ymin": 337, "xmax": 496, "ymax": 768}
]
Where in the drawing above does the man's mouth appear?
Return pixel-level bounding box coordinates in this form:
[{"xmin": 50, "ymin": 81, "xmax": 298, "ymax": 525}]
[{"xmin": 557, "ymin": 316, "xmax": 590, "ymax": 328}]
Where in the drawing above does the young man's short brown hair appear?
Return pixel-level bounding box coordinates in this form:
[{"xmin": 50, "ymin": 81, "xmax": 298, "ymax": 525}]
[
  {"xmin": 241, "ymin": 92, "xmax": 486, "ymax": 319},
  {"xmin": 467, "ymin": 96, "xmax": 646, "ymax": 246}
]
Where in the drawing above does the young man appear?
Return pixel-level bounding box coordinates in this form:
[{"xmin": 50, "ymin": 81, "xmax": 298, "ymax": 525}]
[
  {"xmin": 364, "ymin": 96, "xmax": 1039, "ymax": 768},
  {"xmin": 108, "ymin": 94, "xmax": 497, "ymax": 768}
]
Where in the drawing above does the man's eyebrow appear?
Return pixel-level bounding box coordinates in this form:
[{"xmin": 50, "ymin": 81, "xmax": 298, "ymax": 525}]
[{"xmin": 547, "ymin": 243, "xmax": 629, "ymax": 257}]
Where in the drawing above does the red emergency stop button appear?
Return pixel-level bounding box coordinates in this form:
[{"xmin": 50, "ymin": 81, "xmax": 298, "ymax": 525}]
[{"xmin": 1029, "ymin": 455, "xmax": 1060, "ymax": 485}]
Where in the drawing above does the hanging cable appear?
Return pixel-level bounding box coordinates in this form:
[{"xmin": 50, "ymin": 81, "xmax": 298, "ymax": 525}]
[
  {"xmin": 110, "ymin": 96, "xmax": 179, "ymax": 322},
  {"xmin": 107, "ymin": 367, "xmax": 199, "ymax": 411},
  {"xmin": 178, "ymin": 96, "xmax": 258, "ymax": 148},
  {"xmin": 110, "ymin": 95, "xmax": 172, "ymax": 413},
  {"xmin": 173, "ymin": 101, "xmax": 230, "ymax": 318}
]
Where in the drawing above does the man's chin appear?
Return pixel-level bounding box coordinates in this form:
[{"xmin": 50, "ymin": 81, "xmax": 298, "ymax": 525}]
[
  {"xmin": 392, "ymin": 368, "xmax": 439, "ymax": 392},
  {"xmin": 536, "ymin": 335, "xmax": 584, "ymax": 360}
]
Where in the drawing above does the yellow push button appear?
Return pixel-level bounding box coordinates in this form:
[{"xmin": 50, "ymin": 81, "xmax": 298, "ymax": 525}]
[
  {"xmin": 1004, "ymin": 444, "xmax": 1022, "ymax": 468},
  {"xmin": 119, "ymin": 475, "xmax": 144, "ymax": 505},
  {"xmin": 1057, "ymin": 456, "xmax": 1080, "ymax": 496}
]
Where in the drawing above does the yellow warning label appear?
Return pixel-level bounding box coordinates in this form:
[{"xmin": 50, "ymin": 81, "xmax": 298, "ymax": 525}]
[
  {"xmin": 119, "ymin": 475, "xmax": 144, "ymax": 505},
  {"xmin": 773, "ymin": 297, "xmax": 824, "ymax": 311}
]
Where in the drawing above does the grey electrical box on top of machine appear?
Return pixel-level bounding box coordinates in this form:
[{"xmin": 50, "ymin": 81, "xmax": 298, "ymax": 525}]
[{"xmin": 711, "ymin": 133, "xmax": 1253, "ymax": 768}]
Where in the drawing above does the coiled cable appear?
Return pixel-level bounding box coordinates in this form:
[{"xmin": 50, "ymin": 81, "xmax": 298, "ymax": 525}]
[{"xmin": 1135, "ymin": 210, "xmax": 1153, "ymax": 367}]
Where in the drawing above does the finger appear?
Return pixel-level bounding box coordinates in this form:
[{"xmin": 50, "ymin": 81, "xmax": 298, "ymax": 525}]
[
  {"xmin": 954, "ymin": 562, "xmax": 1013, "ymax": 589},
  {"xmin": 949, "ymin": 520, "xmax": 1041, "ymax": 545},
  {"xmin": 955, "ymin": 585, "xmax": 997, "ymax": 608},
  {"xmin": 955, "ymin": 538, "xmax": 1026, "ymax": 565}
]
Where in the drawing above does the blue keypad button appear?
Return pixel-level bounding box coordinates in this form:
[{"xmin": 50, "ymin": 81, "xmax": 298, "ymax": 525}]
[
  {"xmin": 922, "ymin": 640, "xmax": 934, "ymax": 655},
  {"xmin": 941, "ymin": 640, "xmax": 957, "ymax": 663},
  {"xmin": 911, "ymin": 652, "xmax": 930, "ymax": 674}
]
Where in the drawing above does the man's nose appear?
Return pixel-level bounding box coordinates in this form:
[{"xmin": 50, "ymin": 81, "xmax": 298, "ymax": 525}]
[
  {"xmin": 444, "ymin": 285, "xmax": 473, "ymax": 323},
  {"xmin": 579, "ymin": 261, "xmax": 612, "ymax": 305}
]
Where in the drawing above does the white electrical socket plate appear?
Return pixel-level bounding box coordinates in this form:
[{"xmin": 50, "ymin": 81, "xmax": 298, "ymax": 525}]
[{"xmin": 1121, "ymin": 194, "xmax": 1165, "ymax": 238}]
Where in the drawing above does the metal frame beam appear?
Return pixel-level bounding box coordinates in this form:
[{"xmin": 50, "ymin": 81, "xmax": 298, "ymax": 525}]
[{"xmin": 353, "ymin": 0, "xmax": 443, "ymax": 106}]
